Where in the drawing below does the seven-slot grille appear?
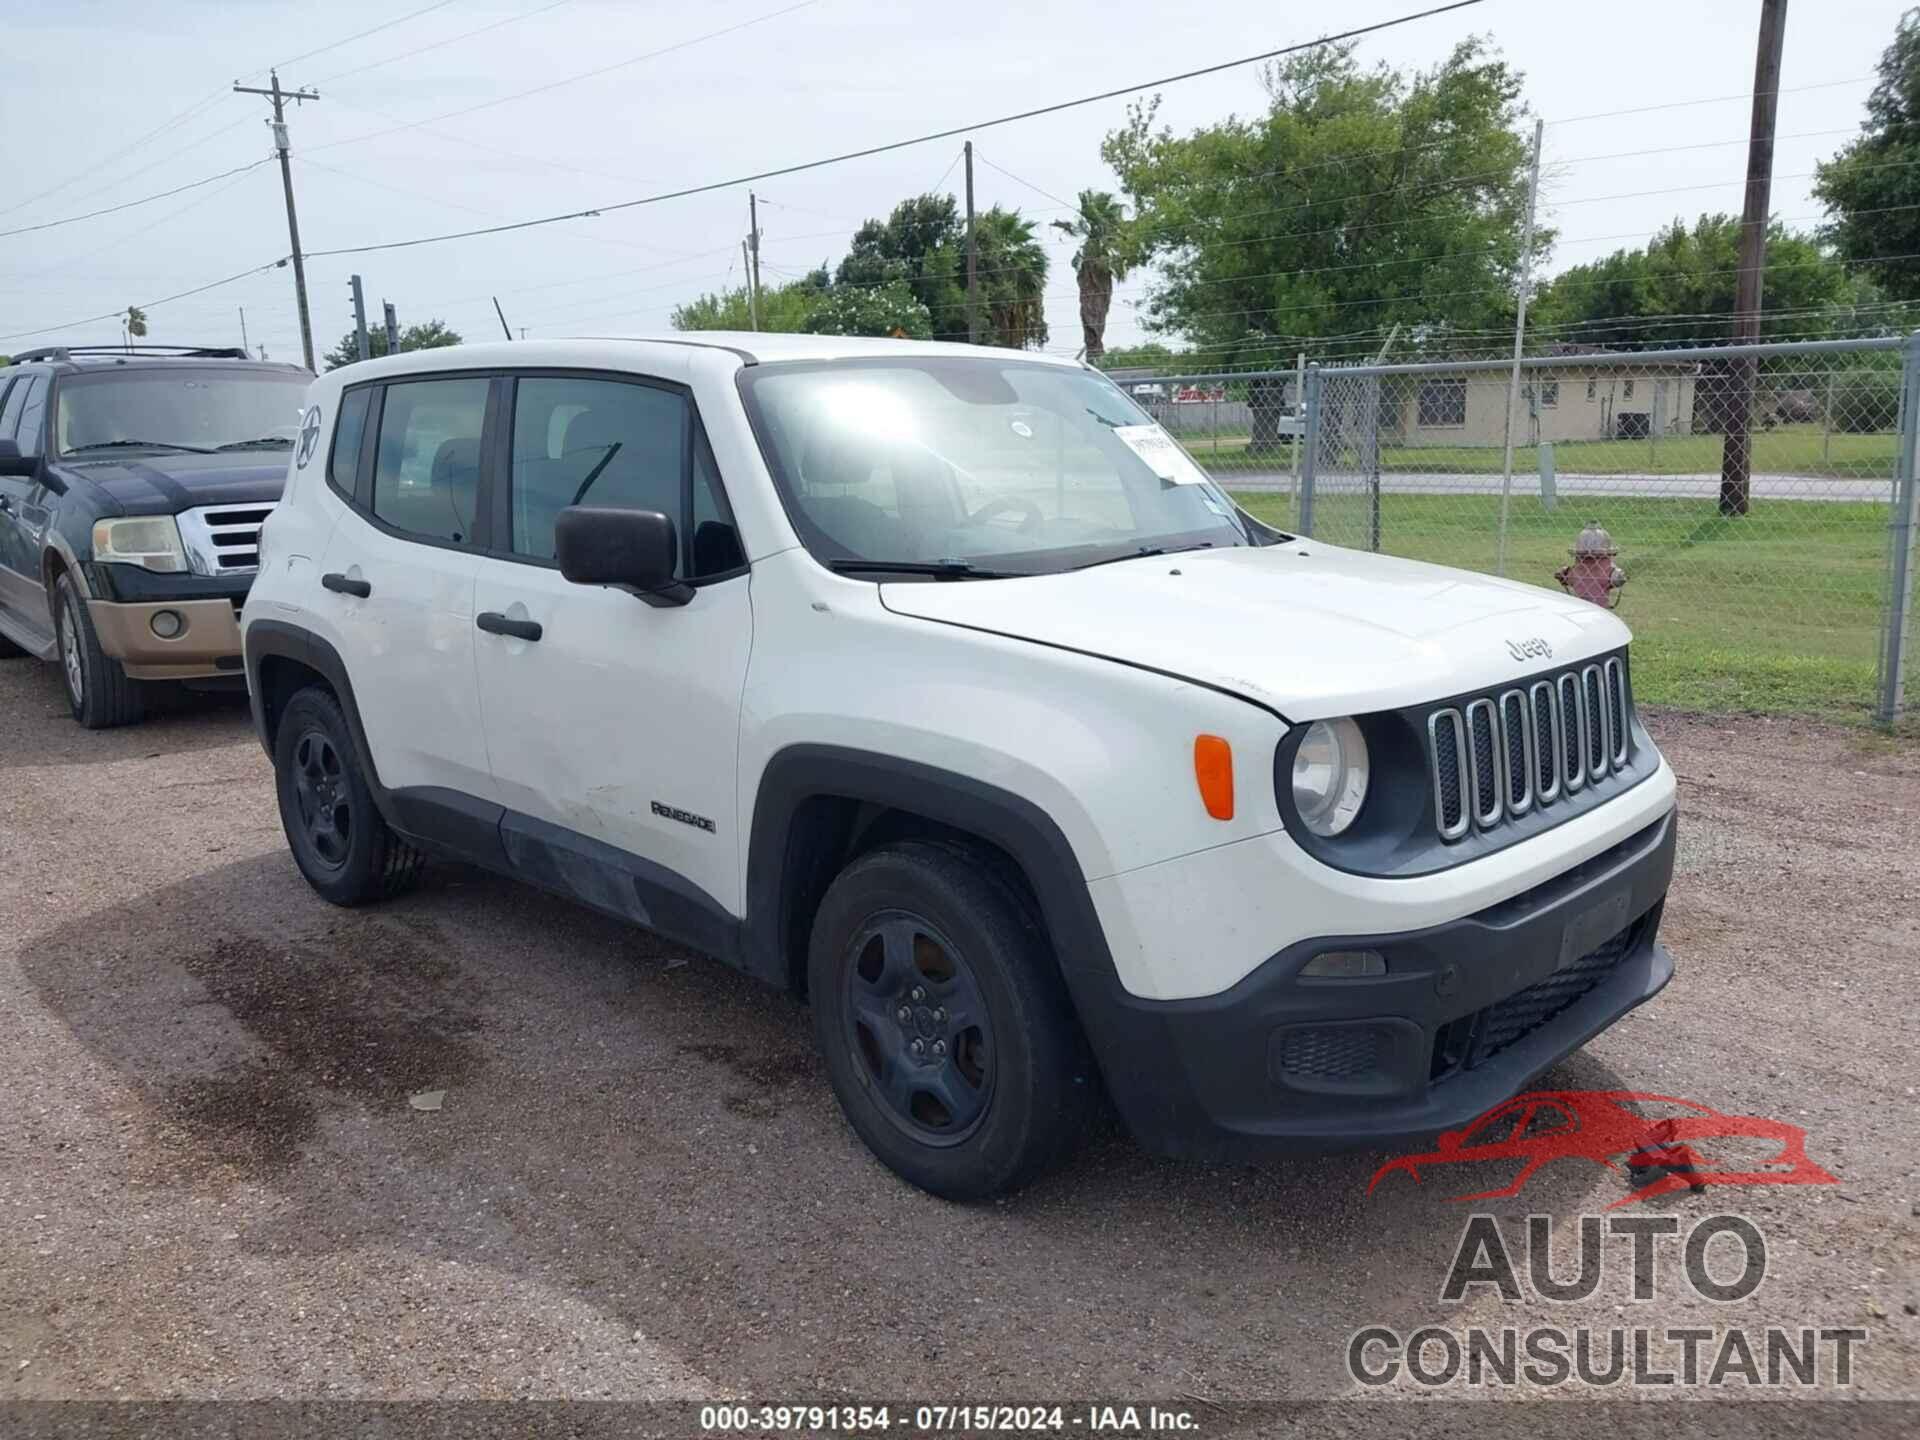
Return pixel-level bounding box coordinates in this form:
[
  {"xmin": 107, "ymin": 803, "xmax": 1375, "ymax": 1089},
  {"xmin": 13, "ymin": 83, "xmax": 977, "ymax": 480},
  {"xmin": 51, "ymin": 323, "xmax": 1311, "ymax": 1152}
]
[
  {"xmin": 1428, "ymin": 656, "xmax": 1631, "ymax": 841},
  {"xmin": 177, "ymin": 502, "xmax": 275, "ymax": 574}
]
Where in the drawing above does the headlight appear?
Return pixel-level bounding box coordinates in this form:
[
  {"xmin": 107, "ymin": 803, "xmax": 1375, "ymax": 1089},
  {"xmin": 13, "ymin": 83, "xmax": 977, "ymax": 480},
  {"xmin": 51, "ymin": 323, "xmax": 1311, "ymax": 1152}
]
[
  {"xmin": 1291, "ymin": 717, "xmax": 1370, "ymax": 836},
  {"xmin": 92, "ymin": 516, "xmax": 189, "ymax": 573}
]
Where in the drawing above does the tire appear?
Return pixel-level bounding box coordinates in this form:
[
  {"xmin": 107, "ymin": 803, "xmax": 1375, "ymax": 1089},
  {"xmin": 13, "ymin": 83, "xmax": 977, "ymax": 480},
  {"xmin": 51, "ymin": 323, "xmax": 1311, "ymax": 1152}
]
[
  {"xmin": 807, "ymin": 839, "xmax": 1095, "ymax": 1199},
  {"xmin": 53, "ymin": 572, "xmax": 144, "ymax": 728},
  {"xmin": 273, "ymin": 684, "xmax": 424, "ymax": 906}
]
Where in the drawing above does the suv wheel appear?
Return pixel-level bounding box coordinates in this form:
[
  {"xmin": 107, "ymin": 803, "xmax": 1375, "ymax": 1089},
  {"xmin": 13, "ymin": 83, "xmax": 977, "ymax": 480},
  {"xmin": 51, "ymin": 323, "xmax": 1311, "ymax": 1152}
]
[
  {"xmin": 273, "ymin": 685, "xmax": 424, "ymax": 905},
  {"xmin": 54, "ymin": 572, "xmax": 144, "ymax": 728},
  {"xmin": 808, "ymin": 840, "xmax": 1094, "ymax": 1199}
]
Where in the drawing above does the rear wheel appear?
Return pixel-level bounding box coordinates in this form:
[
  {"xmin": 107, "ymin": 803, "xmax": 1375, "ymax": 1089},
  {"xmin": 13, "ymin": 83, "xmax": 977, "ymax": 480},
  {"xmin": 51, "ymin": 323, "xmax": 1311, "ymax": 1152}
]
[
  {"xmin": 54, "ymin": 572, "xmax": 144, "ymax": 728},
  {"xmin": 273, "ymin": 685, "xmax": 423, "ymax": 905},
  {"xmin": 808, "ymin": 840, "xmax": 1094, "ymax": 1199}
]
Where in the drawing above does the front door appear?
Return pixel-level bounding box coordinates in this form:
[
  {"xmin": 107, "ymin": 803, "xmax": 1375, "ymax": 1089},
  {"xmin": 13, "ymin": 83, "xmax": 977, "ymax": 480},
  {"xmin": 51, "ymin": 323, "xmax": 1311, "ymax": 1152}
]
[
  {"xmin": 0, "ymin": 376, "xmax": 53, "ymax": 644},
  {"xmin": 469, "ymin": 371, "xmax": 752, "ymax": 918},
  {"xmin": 317, "ymin": 375, "xmax": 492, "ymax": 798}
]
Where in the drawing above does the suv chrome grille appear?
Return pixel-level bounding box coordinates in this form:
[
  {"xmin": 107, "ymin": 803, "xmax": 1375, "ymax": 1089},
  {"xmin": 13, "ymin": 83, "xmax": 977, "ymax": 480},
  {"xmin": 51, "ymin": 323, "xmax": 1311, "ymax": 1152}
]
[
  {"xmin": 177, "ymin": 503, "xmax": 275, "ymax": 575},
  {"xmin": 1426, "ymin": 654, "xmax": 1635, "ymax": 842}
]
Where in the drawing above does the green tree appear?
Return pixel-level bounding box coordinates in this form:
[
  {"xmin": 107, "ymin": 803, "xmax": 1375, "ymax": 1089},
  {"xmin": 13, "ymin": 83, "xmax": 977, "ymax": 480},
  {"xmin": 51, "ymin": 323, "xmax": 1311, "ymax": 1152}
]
[
  {"xmin": 972, "ymin": 207, "xmax": 1049, "ymax": 349},
  {"xmin": 125, "ymin": 306, "xmax": 148, "ymax": 340},
  {"xmin": 322, "ymin": 318, "xmax": 462, "ymax": 371},
  {"xmin": 1815, "ymin": 8, "xmax": 1920, "ymax": 299},
  {"xmin": 1050, "ymin": 190, "xmax": 1137, "ymax": 358},
  {"xmin": 671, "ymin": 271, "xmax": 827, "ymax": 333},
  {"xmin": 803, "ymin": 280, "xmax": 932, "ymax": 338},
  {"xmin": 837, "ymin": 194, "xmax": 968, "ymax": 340},
  {"xmin": 1530, "ymin": 215, "xmax": 1869, "ymax": 346},
  {"xmin": 1103, "ymin": 39, "xmax": 1541, "ymax": 444}
]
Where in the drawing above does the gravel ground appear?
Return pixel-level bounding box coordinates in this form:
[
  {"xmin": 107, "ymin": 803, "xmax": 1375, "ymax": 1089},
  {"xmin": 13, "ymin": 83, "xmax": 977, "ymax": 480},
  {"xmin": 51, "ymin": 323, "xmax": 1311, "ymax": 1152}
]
[{"xmin": 1, "ymin": 654, "xmax": 1915, "ymax": 1418}]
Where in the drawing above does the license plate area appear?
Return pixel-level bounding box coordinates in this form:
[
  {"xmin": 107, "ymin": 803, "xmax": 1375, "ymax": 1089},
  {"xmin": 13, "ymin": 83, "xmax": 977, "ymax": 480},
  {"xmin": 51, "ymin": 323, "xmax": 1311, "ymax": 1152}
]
[{"xmin": 1558, "ymin": 887, "xmax": 1631, "ymax": 969}]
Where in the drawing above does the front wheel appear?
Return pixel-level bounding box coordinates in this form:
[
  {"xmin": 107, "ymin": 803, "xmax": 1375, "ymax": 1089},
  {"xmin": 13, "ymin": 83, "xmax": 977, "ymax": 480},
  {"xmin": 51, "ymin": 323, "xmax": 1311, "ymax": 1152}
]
[
  {"xmin": 54, "ymin": 572, "xmax": 144, "ymax": 728},
  {"xmin": 273, "ymin": 685, "xmax": 423, "ymax": 905},
  {"xmin": 808, "ymin": 840, "xmax": 1094, "ymax": 1199}
]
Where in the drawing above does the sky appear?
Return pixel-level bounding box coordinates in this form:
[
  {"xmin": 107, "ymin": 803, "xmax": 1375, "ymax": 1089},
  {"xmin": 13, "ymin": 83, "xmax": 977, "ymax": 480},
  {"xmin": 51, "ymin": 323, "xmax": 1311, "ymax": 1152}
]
[{"xmin": 0, "ymin": 0, "xmax": 1906, "ymax": 368}]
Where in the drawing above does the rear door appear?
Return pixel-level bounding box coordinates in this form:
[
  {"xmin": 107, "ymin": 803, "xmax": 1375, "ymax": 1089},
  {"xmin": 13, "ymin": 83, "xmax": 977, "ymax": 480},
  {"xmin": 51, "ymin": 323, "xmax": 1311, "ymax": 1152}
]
[
  {"xmin": 468, "ymin": 367, "xmax": 753, "ymax": 920},
  {"xmin": 316, "ymin": 374, "xmax": 493, "ymax": 799},
  {"xmin": 0, "ymin": 374, "xmax": 52, "ymax": 642}
]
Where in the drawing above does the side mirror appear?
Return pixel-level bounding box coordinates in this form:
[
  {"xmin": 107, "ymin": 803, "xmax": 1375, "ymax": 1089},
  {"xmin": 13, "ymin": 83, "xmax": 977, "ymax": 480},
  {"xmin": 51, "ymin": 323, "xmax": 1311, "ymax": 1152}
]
[
  {"xmin": 555, "ymin": 506, "xmax": 692, "ymax": 607},
  {"xmin": 0, "ymin": 438, "xmax": 36, "ymax": 478}
]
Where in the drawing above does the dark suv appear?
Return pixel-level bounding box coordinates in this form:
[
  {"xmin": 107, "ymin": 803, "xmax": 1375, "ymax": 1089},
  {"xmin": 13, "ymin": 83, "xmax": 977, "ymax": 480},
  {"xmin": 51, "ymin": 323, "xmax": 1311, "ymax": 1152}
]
[{"xmin": 0, "ymin": 345, "xmax": 312, "ymax": 727}]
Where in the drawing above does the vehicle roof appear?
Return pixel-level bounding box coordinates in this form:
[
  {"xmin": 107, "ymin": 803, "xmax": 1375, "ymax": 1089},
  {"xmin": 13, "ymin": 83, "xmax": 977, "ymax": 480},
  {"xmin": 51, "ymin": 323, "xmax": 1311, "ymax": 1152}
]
[
  {"xmin": 321, "ymin": 333, "xmax": 1088, "ymax": 382},
  {"xmin": 4, "ymin": 353, "xmax": 308, "ymax": 378}
]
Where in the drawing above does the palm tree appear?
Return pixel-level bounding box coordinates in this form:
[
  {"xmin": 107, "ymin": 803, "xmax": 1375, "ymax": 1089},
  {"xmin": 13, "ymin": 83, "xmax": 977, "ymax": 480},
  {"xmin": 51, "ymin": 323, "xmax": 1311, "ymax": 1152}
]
[
  {"xmin": 1050, "ymin": 191, "xmax": 1136, "ymax": 359},
  {"xmin": 972, "ymin": 208, "xmax": 1049, "ymax": 349}
]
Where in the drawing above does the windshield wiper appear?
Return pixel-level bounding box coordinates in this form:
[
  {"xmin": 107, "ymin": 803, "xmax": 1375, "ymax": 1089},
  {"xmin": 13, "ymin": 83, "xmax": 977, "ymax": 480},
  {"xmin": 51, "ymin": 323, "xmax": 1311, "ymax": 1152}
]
[
  {"xmin": 1070, "ymin": 541, "xmax": 1216, "ymax": 573},
  {"xmin": 1085, "ymin": 408, "xmax": 1127, "ymax": 428},
  {"xmin": 826, "ymin": 558, "xmax": 1026, "ymax": 581},
  {"xmin": 213, "ymin": 436, "xmax": 294, "ymax": 451},
  {"xmin": 64, "ymin": 439, "xmax": 216, "ymax": 455}
]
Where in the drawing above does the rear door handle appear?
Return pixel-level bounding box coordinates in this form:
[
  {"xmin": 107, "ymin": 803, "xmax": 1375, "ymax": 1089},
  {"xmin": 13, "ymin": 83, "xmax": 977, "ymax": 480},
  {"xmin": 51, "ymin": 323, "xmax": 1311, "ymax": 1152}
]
[
  {"xmin": 321, "ymin": 572, "xmax": 371, "ymax": 598},
  {"xmin": 476, "ymin": 611, "xmax": 542, "ymax": 642}
]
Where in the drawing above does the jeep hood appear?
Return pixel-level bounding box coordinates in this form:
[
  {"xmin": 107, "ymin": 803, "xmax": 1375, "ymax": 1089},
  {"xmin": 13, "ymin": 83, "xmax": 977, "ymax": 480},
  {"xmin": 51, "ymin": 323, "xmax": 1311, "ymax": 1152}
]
[
  {"xmin": 877, "ymin": 541, "xmax": 1631, "ymax": 720},
  {"xmin": 57, "ymin": 450, "xmax": 289, "ymax": 516}
]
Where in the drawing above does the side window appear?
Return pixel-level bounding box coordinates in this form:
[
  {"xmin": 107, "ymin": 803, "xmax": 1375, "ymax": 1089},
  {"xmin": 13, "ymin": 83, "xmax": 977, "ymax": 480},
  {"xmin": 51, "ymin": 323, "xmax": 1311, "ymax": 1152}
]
[
  {"xmin": 690, "ymin": 429, "xmax": 744, "ymax": 576},
  {"xmin": 11, "ymin": 376, "xmax": 49, "ymax": 456},
  {"xmin": 370, "ymin": 378, "xmax": 488, "ymax": 545},
  {"xmin": 329, "ymin": 387, "xmax": 372, "ymax": 497},
  {"xmin": 0, "ymin": 375, "xmax": 30, "ymax": 443},
  {"xmin": 508, "ymin": 377, "xmax": 687, "ymax": 564}
]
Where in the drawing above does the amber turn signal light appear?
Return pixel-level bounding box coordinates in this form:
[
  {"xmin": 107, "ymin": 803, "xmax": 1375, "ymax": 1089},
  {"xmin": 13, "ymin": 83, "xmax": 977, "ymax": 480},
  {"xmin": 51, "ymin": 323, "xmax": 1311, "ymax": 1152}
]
[{"xmin": 1193, "ymin": 734, "xmax": 1234, "ymax": 820}]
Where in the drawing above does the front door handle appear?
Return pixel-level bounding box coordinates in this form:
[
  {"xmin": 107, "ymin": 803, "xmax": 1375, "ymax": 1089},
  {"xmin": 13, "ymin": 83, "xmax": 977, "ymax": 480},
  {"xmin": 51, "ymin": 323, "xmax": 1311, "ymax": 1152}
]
[
  {"xmin": 476, "ymin": 611, "xmax": 542, "ymax": 642},
  {"xmin": 321, "ymin": 572, "xmax": 371, "ymax": 598}
]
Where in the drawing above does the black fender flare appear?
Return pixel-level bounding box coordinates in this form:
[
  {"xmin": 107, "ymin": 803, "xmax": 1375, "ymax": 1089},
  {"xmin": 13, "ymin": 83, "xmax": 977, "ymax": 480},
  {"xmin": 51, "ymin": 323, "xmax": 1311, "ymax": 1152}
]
[
  {"xmin": 243, "ymin": 618, "xmax": 398, "ymax": 826},
  {"xmin": 743, "ymin": 744, "xmax": 1188, "ymax": 1135}
]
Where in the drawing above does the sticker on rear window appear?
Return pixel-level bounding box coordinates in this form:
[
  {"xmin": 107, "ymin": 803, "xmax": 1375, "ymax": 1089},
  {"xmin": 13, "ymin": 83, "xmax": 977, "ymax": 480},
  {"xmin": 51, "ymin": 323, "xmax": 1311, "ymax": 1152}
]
[{"xmin": 1113, "ymin": 424, "xmax": 1209, "ymax": 485}]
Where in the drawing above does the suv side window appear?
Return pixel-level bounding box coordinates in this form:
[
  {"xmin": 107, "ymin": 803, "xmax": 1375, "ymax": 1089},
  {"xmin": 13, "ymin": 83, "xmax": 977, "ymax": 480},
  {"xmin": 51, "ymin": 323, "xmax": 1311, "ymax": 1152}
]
[
  {"xmin": 370, "ymin": 378, "xmax": 488, "ymax": 545},
  {"xmin": 15, "ymin": 376, "xmax": 50, "ymax": 456},
  {"xmin": 328, "ymin": 386, "xmax": 373, "ymax": 497},
  {"xmin": 0, "ymin": 374, "xmax": 31, "ymax": 442},
  {"xmin": 506, "ymin": 376, "xmax": 742, "ymax": 576}
]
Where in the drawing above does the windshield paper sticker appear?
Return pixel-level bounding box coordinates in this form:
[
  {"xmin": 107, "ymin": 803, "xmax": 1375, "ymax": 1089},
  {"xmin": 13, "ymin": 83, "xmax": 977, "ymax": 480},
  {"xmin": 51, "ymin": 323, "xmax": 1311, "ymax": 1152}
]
[{"xmin": 1114, "ymin": 424, "xmax": 1210, "ymax": 486}]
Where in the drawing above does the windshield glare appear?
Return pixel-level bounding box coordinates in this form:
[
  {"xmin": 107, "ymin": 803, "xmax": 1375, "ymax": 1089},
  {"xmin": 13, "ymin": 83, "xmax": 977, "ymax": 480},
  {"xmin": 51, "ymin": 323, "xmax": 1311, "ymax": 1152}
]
[
  {"xmin": 741, "ymin": 359, "xmax": 1257, "ymax": 574},
  {"xmin": 55, "ymin": 370, "xmax": 311, "ymax": 455}
]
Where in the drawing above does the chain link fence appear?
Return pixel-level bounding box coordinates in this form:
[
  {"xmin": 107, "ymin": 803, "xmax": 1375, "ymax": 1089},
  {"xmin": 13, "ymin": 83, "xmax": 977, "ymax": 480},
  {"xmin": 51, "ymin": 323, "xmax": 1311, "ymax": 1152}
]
[{"xmin": 1116, "ymin": 337, "xmax": 1920, "ymax": 726}]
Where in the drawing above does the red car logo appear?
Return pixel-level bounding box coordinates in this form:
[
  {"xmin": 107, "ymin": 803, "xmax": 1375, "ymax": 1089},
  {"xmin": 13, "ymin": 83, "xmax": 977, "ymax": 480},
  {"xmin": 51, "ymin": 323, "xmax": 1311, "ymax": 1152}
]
[{"xmin": 1367, "ymin": 1090, "xmax": 1837, "ymax": 1209}]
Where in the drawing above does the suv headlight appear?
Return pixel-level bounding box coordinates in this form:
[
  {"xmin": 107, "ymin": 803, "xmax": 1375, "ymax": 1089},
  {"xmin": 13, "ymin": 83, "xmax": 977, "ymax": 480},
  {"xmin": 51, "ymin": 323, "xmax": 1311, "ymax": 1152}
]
[
  {"xmin": 93, "ymin": 516, "xmax": 188, "ymax": 573},
  {"xmin": 1291, "ymin": 716, "xmax": 1370, "ymax": 836}
]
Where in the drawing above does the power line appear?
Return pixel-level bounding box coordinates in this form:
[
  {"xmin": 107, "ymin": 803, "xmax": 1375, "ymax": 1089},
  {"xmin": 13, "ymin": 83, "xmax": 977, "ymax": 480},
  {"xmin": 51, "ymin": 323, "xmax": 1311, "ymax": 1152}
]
[
  {"xmin": 307, "ymin": 0, "xmax": 824, "ymax": 155},
  {"xmin": 0, "ymin": 90, "xmax": 232, "ymax": 221},
  {"xmin": 0, "ymin": 158, "xmax": 274, "ymax": 240},
  {"xmin": 296, "ymin": 1, "xmax": 1488, "ymax": 260},
  {"xmin": 311, "ymin": 0, "xmax": 575, "ymax": 85},
  {"xmin": 259, "ymin": 0, "xmax": 464, "ymax": 77},
  {"xmin": 0, "ymin": 257, "xmax": 289, "ymax": 343}
]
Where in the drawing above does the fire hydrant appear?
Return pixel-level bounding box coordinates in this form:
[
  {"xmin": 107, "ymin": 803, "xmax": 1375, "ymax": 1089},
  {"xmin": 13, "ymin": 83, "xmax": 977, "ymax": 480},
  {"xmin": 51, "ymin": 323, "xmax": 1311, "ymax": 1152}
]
[{"xmin": 1555, "ymin": 520, "xmax": 1626, "ymax": 609}]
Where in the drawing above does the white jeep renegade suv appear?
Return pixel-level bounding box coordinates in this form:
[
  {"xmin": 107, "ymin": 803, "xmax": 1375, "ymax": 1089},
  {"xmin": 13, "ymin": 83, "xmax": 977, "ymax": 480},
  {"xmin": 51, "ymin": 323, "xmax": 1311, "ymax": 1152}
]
[{"xmin": 242, "ymin": 335, "xmax": 1678, "ymax": 1198}]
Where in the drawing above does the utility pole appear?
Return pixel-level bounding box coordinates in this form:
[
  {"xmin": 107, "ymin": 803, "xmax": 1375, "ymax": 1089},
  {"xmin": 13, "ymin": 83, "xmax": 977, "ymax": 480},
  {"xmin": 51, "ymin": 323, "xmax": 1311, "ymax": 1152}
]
[
  {"xmin": 239, "ymin": 308, "xmax": 250, "ymax": 355},
  {"xmin": 742, "ymin": 240, "xmax": 759, "ymax": 330},
  {"xmin": 382, "ymin": 301, "xmax": 398, "ymax": 354},
  {"xmin": 492, "ymin": 295, "xmax": 513, "ymax": 341},
  {"xmin": 233, "ymin": 70, "xmax": 320, "ymax": 372},
  {"xmin": 350, "ymin": 274, "xmax": 370, "ymax": 362},
  {"xmin": 747, "ymin": 191, "xmax": 763, "ymax": 315},
  {"xmin": 964, "ymin": 140, "xmax": 980, "ymax": 345},
  {"xmin": 1495, "ymin": 117, "xmax": 1545, "ymax": 578},
  {"xmin": 1720, "ymin": 0, "xmax": 1789, "ymax": 518}
]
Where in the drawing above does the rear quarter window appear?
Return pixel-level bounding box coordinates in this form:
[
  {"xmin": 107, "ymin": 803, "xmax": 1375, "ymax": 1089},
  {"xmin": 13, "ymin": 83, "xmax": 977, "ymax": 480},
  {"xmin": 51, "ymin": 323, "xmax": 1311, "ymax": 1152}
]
[{"xmin": 329, "ymin": 388, "xmax": 372, "ymax": 497}]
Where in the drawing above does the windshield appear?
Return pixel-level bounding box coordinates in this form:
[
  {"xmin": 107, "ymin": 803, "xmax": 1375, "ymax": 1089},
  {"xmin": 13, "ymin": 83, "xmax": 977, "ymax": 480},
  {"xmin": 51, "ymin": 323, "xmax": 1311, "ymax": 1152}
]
[
  {"xmin": 739, "ymin": 358, "xmax": 1266, "ymax": 576},
  {"xmin": 54, "ymin": 368, "xmax": 311, "ymax": 456}
]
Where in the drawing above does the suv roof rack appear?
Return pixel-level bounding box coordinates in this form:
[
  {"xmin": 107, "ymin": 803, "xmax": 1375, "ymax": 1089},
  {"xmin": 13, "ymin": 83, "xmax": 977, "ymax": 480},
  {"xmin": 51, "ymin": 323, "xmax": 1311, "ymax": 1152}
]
[{"xmin": 9, "ymin": 345, "xmax": 254, "ymax": 363}]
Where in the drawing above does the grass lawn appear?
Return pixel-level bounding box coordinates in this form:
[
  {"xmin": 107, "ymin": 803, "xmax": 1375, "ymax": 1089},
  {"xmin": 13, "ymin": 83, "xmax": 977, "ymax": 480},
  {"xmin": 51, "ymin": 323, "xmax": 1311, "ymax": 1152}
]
[
  {"xmin": 1230, "ymin": 488, "xmax": 1900, "ymax": 722},
  {"xmin": 1196, "ymin": 424, "xmax": 1895, "ymax": 481}
]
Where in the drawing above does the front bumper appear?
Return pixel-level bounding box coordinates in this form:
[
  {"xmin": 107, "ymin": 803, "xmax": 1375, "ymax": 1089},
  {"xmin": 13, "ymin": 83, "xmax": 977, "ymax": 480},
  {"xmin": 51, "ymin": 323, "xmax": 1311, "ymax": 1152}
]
[
  {"xmin": 87, "ymin": 597, "xmax": 246, "ymax": 680},
  {"xmin": 1085, "ymin": 808, "xmax": 1677, "ymax": 1162}
]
